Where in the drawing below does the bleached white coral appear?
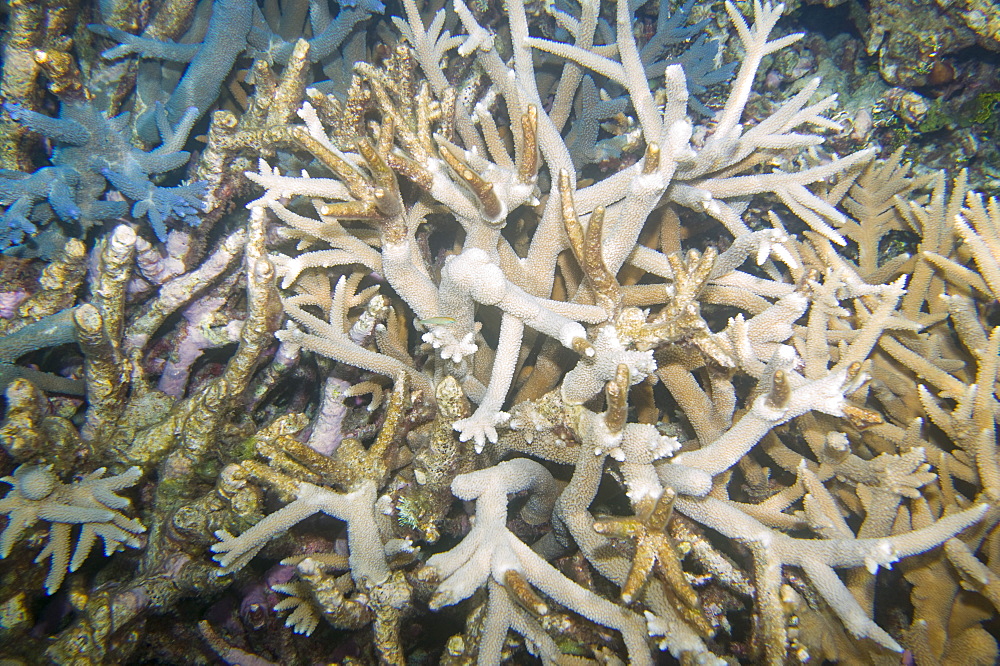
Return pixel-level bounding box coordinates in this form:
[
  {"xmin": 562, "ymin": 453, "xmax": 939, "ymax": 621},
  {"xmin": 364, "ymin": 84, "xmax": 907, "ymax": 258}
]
[
  {"xmin": 230, "ymin": 0, "xmax": 995, "ymax": 660},
  {"xmin": 425, "ymin": 459, "xmax": 653, "ymax": 664},
  {"xmin": 212, "ymin": 480, "xmax": 390, "ymax": 586},
  {"xmin": 421, "ymin": 326, "xmax": 477, "ymax": 363},
  {"xmin": 0, "ymin": 465, "xmax": 145, "ymax": 594}
]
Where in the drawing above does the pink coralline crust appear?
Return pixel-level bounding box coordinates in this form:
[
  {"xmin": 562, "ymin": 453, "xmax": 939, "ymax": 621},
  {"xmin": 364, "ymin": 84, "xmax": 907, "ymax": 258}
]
[
  {"xmin": 306, "ymin": 377, "xmax": 351, "ymax": 455},
  {"xmin": 157, "ymin": 294, "xmax": 234, "ymax": 397},
  {"xmin": 140, "ymin": 231, "xmax": 192, "ymax": 283},
  {"xmin": 0, "ymin": 291, "xmax": 29, "ymax": 319}
]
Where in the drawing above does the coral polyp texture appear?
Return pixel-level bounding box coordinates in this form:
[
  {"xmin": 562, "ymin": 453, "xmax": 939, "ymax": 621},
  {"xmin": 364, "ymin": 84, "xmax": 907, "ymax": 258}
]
[{"xmin": 1, "ymin": 0, "xmax": 1000, "ymax": 663}]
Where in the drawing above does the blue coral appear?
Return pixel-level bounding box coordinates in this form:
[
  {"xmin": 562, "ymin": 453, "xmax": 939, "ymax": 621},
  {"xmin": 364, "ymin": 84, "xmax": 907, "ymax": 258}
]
[
  {"xmin": 1, "ymin": 100, "xmax": 205, "ymax": 251},
  {"xmin": 0, "ymin": 309, "xmax": 84, "ymax": 395},
  {"xmin": 90, "ymin": 0, "xmax": 384, "ymax": 142},
  {"xmin": 101, "ymin": 168, "xmax": 206, "ymax": 242},
  {"xmin": 640, "ymin": 0, "xmax": 736, "ymax": 116}
]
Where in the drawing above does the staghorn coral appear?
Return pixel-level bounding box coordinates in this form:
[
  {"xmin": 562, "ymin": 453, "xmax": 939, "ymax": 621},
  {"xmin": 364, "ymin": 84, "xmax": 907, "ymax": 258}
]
[
  {"xmin": 0, "ymin": 464, "xmax": 144, "ymax": 594},
  {"xmin": 420, "ymin": 459, "xmax": 650, "ymax": 665},
  {"xmin": 88, "ymin": 0, "xmax": 385, "ymax": 143},
  {"xmin": 202, "ymin": 0, "xmax": 999, "ymax": 661},
  {"xmin": 2, "ymin": 98, "xmax": 205, "ymax": 250},
  {"xmin": 0, "ymin": 0, "xmax": 999, "ymax": 664}
]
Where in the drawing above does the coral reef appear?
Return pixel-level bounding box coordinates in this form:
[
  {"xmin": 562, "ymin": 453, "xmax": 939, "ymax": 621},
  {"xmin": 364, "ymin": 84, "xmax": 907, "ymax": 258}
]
[
  {"xmin": 863, "ymin": 0, "xmax": 1000, "ymax": 87},
  {"xmin": 1, "ymin": 0, "xmax": 1000, "ymax": 664}
]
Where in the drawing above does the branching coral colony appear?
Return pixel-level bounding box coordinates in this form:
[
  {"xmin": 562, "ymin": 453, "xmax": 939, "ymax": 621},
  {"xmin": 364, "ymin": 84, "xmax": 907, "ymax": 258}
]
[{"xmin": 2, "ymin": 0, "xmax": 1000, "ymax": 663}]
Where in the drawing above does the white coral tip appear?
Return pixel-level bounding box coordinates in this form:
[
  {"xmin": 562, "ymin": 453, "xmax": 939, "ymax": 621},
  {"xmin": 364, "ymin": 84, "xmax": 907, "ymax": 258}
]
[{"xmin": 864, "ymin": 540, "xmax": 899, "ymax": 574}]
